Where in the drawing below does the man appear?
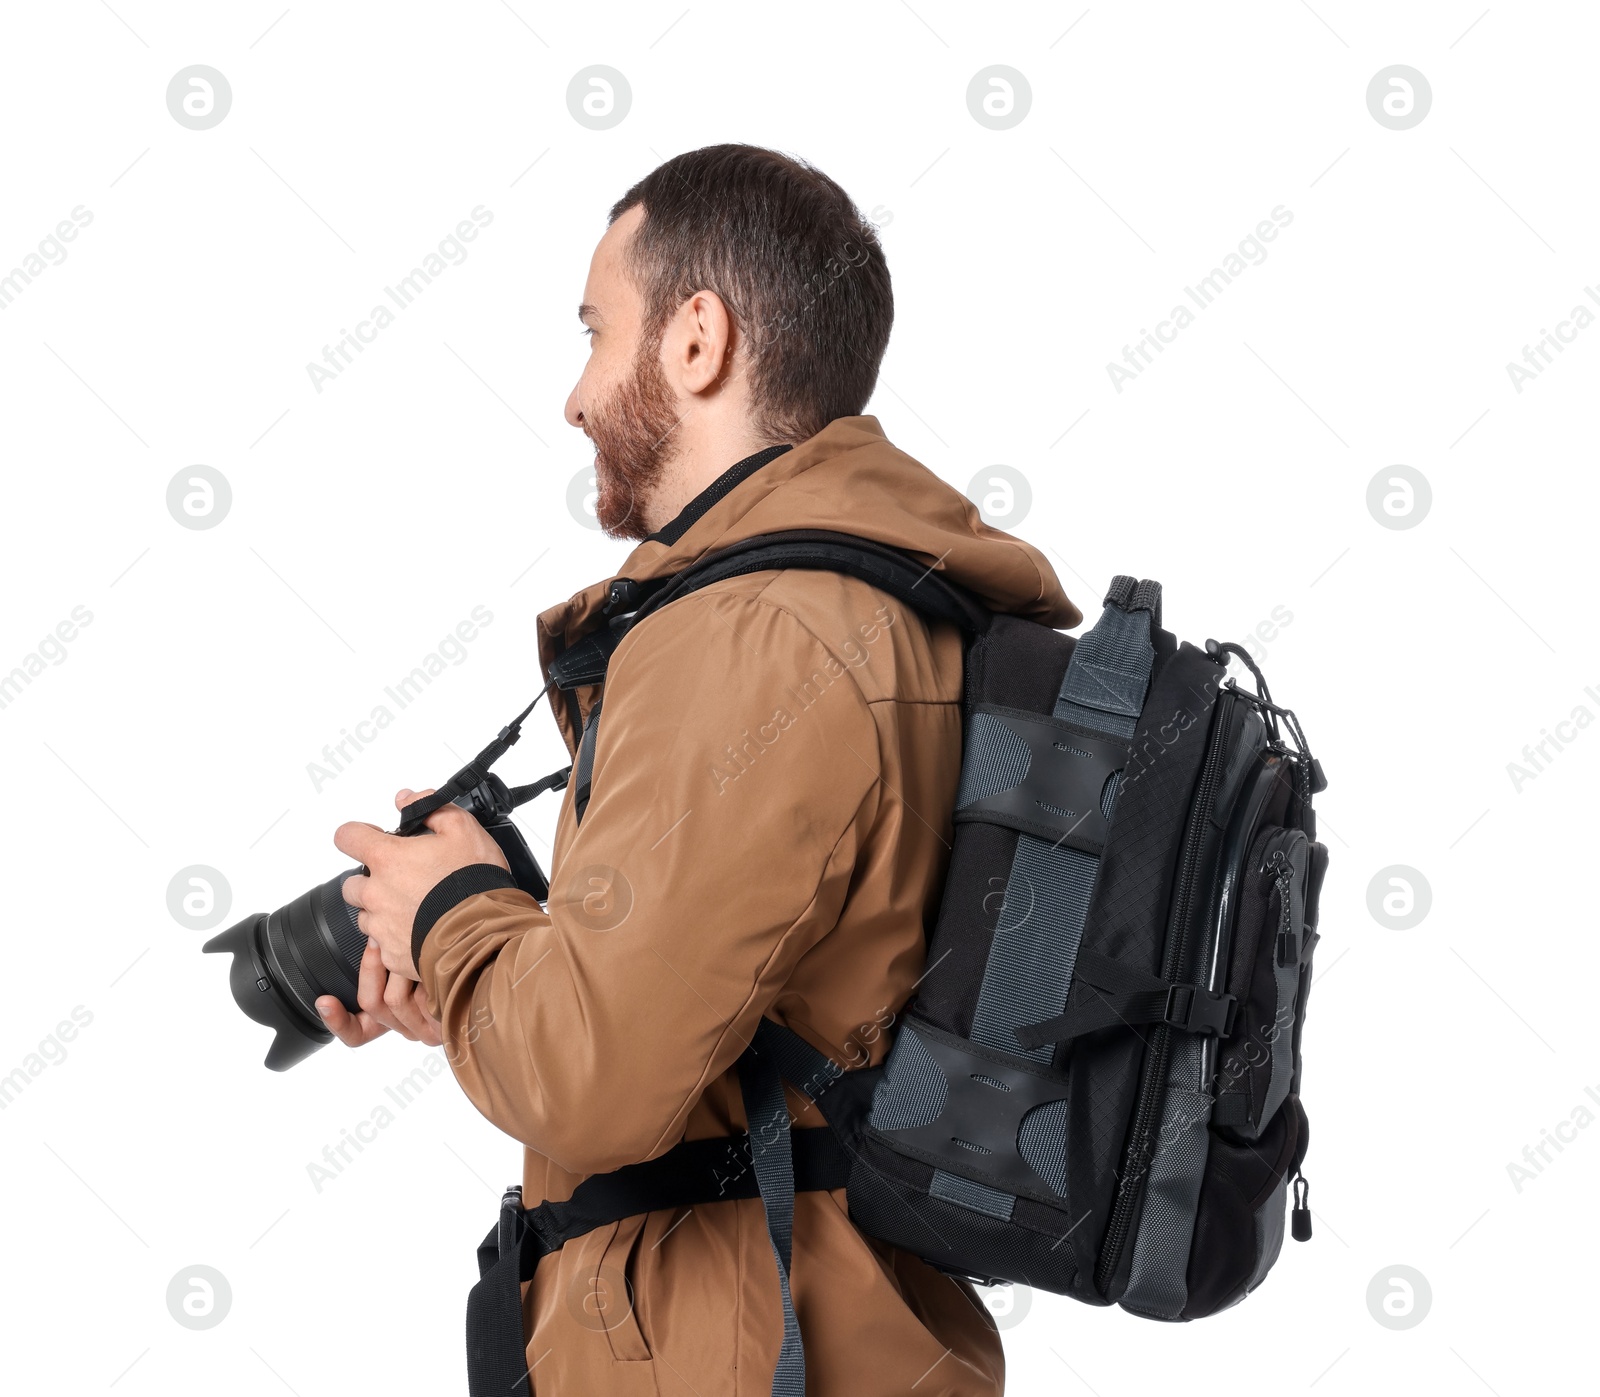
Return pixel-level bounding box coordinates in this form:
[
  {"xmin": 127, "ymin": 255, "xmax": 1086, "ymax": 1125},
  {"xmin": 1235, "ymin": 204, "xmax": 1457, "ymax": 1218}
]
[{"xmin": 327, "ymin": 144, "xmax": 1078, "ymax": 1395}]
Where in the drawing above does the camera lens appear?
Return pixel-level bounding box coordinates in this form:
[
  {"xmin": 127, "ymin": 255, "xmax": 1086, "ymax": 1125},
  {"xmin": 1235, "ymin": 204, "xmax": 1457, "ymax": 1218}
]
[{"xmin": 203, "ymin": 868, "xmax": 369, "ymax": 1070}]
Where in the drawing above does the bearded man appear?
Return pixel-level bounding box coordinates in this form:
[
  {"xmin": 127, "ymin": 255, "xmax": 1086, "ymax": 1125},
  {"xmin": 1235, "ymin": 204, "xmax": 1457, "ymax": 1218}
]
[{"xmin": 327, "ymin": 143, "xmax": 1076, "ymax": 1396}]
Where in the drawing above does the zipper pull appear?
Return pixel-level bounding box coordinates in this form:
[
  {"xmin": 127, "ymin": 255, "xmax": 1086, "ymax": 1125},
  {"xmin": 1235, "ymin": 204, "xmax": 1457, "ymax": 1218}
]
[
  {"xmin": 1269, "ymin": 851, "xmax": 1300, "ymax": 965},
  {"xmin": 1291, "ymin": 1171, "xmax": 1312, "ymax": 1241}
]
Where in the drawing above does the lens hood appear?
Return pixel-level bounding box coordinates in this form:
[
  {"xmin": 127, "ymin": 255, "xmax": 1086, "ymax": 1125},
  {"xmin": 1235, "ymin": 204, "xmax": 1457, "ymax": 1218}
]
[{"xmin": 204, "ymin": 913, "xmax": 334, "ymax": 1071}]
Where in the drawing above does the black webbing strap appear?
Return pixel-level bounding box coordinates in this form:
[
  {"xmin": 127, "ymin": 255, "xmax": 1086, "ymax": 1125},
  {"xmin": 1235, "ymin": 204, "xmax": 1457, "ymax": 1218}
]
[
  {"xmin": 396, "ymin": 684, "xmax": 554, "ymax": 836},
  {"xmin": 464, "ymin": 1021, "xmax": 851, "ymax": 1397},
  {"xmin": 554, "ymin": 531, "xmax": 991, "ymax": 831},
  {"xmin": 622, "ymin": 529, "xmax": 992, "ymax": 639},
  {"xmin": 550, "ymin": 530, "xmax": 989, "ymax": 705},
  {"xmin": 1012, "ymin": 949, "xmax": 1239, "ymax": 1049},
  {"xmin": 506, "ymin": 764, "xmax": 571, "ymax": 810},
  {"xmin": 468, "ymin": 1190, "xmax": 538, "ymax": 1397},
  {"xmin": 570, "ymin": 699, "xmax": 602, "ymax": 824}
]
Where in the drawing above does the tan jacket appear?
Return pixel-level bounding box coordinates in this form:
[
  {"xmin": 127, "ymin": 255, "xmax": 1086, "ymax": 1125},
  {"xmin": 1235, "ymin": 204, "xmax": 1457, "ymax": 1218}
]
[{"xmin": 419, "ymin": 416, "xmax": 1080, "ymax": 1395}]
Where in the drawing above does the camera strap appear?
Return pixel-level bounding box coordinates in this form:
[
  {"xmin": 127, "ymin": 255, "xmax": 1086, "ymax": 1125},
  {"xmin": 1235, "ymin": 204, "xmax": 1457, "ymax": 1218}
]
[{"xmin": 395, "ymin": 680, "xmax": 558, "ymax": 837}]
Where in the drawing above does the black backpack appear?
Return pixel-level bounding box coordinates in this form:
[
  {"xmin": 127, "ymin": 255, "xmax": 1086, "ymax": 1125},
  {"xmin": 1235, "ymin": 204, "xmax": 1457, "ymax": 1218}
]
[{"xmin": 466, "ymin": 531, "xmax": 1329, "ymax": 1396}]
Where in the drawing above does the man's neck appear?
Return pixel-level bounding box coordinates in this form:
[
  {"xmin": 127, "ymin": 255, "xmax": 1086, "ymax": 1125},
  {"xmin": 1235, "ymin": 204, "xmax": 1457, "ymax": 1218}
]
[{"xmin": 644, "ymin": 427, "xmax": 781, "ymax": 535}]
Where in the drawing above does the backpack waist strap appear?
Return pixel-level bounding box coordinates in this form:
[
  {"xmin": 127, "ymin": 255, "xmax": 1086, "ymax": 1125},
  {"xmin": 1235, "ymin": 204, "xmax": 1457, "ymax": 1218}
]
[
  {"xmin": 465, "ymin": 1018, "xmax": 855, "ymax": 1397},
  {"xmin": 492, "ymin": 1126, "xmax": 852, "ymax": 1285}
]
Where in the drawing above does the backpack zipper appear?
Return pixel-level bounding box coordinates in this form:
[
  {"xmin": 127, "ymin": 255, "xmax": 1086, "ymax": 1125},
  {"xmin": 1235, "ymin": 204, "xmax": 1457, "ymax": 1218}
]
[
  {"xmin": 1095, "ymin": 689, "xmax": 1236, "ymax": 1293},
  {"xmin": 1266, "ymin": 845, "xmax": 1298, "ymax": 965}
]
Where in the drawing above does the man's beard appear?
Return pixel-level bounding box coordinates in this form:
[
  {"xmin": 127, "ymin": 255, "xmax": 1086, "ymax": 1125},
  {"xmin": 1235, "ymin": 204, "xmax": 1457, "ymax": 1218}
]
[{"xmin": 583, "ymin": 335, "xmax": 681, "ymax": 541}]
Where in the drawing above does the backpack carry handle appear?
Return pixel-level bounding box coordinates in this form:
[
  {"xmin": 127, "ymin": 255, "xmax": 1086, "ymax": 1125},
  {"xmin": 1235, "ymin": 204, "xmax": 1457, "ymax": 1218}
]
[{"xmin": 1103, "ymin": 573, "xmax": 1162, "ymax": 630}]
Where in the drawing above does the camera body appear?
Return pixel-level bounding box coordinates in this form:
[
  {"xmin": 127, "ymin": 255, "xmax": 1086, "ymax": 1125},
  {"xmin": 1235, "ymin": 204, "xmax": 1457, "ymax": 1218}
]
[{"xmin": 451, "ymin": 773, "xmax": 550, "ymax": 904}]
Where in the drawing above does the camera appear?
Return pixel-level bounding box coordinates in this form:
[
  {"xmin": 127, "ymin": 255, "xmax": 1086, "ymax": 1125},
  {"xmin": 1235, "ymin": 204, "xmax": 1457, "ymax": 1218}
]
[{"xmin": 204, "ymin": 698, "xmax": 567, "ymax": 1070}]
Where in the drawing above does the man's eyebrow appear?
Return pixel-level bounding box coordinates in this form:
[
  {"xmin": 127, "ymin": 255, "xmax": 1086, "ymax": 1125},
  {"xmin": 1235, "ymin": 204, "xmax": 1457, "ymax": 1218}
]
[{"xmin": 578, "ymin": 303, "xmax": 600, "ymax": 324}]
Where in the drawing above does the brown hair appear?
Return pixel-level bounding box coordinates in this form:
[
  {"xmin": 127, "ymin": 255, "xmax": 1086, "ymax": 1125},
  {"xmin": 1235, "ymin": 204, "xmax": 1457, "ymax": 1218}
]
[{"xmin": 608, "ymin": 144, "xmax": 893, "ymax": 444}]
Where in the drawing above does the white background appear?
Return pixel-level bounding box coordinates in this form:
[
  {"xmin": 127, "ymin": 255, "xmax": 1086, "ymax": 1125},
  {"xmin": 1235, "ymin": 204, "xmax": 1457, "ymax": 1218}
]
[{"xmin": 1, "ymin": 2, "xmax": 1594, "ymax": 1394}]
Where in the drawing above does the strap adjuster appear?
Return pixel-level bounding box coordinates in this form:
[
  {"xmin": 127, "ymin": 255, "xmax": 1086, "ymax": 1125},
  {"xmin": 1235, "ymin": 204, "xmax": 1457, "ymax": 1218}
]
[
  {"xmin": 1162, "ymin": 984, "xmax": 1237, "ymax": 1036},
  {"xmin": 496, "ymin": 1185, "xmax": 524, "ymax": 1259}
]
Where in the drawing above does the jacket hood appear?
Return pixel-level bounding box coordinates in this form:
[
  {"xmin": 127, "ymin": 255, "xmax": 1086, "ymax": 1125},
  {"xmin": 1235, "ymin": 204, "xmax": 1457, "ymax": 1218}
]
[{"xmin": 536, "ymin": 416, "xmax": 1080, "ymax": 745}]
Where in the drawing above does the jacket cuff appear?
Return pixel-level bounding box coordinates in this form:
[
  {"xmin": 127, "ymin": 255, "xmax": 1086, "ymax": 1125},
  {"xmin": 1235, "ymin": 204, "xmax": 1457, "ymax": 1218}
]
[{"xmin": 413, "ymin": 864, "xmax": 519, "ymax": 970}]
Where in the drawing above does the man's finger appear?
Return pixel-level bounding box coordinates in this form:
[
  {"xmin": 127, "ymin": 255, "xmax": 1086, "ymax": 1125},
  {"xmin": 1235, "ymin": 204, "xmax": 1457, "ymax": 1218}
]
[
  {"xmin": 333, "ymin": 820, "xmax": 391, "ymax": 865},
  {"xmin": 341, "ymin": 871, "xmax": 370, "ymax": 910},
  {"xmin": 384, "ymin": 971, "xmax": 433, "ymax": 1040},
  {"xmin": 423, "ymin": 802, "xmax": 477, "ymax": 837},
  {"xmin": 395, "ymin": 786, "xmax": 437, "ymax": 811},
  {"xmin": 355, "ymin": 938, "xmax": 410, "ymax": 1037},
  {"xmin": 316, "ymin": 995, "xmax": 386, "ymax": 1048}
]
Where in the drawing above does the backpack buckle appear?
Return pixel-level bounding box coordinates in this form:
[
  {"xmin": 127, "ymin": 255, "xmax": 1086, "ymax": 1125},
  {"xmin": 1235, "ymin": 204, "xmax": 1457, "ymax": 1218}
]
[{"xmin": 1163, "ymin": 984, "xmax": 1237, "ymax": 1037}]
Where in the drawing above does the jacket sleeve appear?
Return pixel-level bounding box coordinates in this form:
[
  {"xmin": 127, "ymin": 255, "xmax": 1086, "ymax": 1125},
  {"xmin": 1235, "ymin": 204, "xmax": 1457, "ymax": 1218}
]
[{"xmin": 416, "ymin": 588, "xmax": 884, "ymax": 1176}]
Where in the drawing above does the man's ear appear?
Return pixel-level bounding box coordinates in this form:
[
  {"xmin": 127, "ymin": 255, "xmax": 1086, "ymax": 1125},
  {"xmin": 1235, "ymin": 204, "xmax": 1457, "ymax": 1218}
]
[{"xmin": 667, "ymin": 289, "xmax": 735, "ymax": 395}]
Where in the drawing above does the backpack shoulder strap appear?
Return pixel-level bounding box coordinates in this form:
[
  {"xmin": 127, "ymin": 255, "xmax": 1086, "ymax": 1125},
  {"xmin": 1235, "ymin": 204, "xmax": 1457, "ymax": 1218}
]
[
  {"xmin": 547, "ymin": 529, "xmax": 991, "ymax": 694},
  {"xmin": 630, "ymin": 528, "xmax": 992, "ymax": 636}
]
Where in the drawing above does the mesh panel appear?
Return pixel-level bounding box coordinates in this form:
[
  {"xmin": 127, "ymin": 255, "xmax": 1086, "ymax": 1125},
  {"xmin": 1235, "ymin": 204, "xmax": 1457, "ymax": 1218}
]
[
  {"xmin": 1100, "ymin": 769, "xmax": 1121, "ymax": 817},
  {"xmin": 847, "ymin": 1136, "xmax": 1081, "ymax": 1293},
  {"xmin": 870, "ymin": 1025, "xmax": 949, "ymax": 1130},
  {"xmin": 1017, "ymin": 1099, "xmax": 1070, "ymax": 1197},
  {"xmin": 955, "ymin": 711, "xmax": 1032, "ymax": 808}
]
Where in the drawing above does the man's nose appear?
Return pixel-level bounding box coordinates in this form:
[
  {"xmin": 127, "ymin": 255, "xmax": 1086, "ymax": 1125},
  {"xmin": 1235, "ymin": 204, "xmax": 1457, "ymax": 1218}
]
[{"xmin": 564, "ymin": 384, "xmax": 584, "ymax": 429}]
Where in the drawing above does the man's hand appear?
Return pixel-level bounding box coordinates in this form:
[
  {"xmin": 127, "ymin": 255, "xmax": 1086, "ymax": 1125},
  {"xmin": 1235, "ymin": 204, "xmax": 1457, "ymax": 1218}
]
[
  {"xmin": 316, "ymin": 937, "xmax": 444, "ymax": 1048},
  {"xmin": 334, "ymin": 786, "xmax": 510, "ymax": 982}
]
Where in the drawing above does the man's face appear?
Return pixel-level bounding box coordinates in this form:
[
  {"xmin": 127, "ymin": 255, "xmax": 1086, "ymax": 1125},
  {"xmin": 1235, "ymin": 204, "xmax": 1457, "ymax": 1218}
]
[{"xmin": 565, "ymin": 206, "xmax": 681, "ymax": 540}]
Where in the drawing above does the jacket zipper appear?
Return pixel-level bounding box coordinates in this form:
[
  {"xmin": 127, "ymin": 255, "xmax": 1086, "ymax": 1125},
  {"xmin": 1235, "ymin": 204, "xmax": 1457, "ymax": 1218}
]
[{"xmin": 1095, "ymin": 689, "xmax": 1236, "ymax": 1293}]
